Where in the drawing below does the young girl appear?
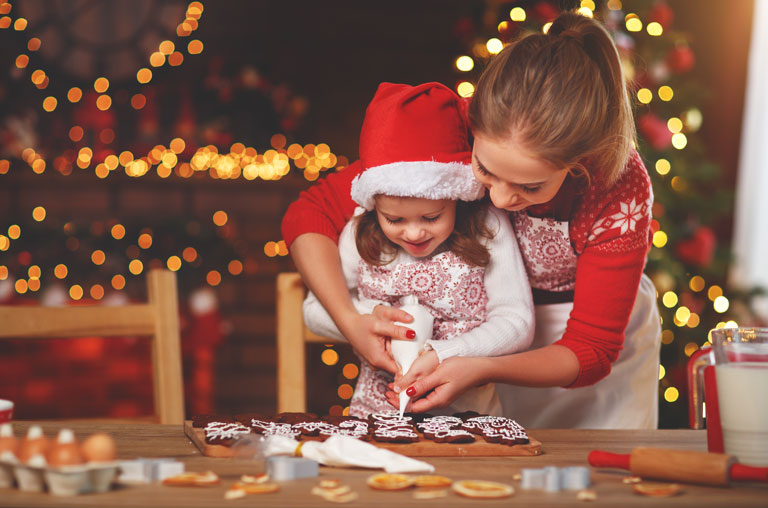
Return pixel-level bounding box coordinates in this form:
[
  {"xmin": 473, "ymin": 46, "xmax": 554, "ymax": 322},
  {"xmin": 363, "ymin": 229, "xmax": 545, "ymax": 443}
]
[
  {"xmin": 284, "ymin": 11, "xmax": 661, "ymax": 429},
  {"xmin": 301, "ymin": 82, "xmax": 534, "ymax": 418}
]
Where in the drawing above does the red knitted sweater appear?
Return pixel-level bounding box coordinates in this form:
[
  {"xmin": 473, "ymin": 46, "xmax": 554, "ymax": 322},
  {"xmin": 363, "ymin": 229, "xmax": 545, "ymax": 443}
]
[{"xmin": 281, "ymin": 151, "xmax": 653, "ymax": 387}]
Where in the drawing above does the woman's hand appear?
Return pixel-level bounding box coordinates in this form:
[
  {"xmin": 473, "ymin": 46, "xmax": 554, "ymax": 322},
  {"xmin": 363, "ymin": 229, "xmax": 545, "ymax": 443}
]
[
  {"xmin": 337, "ymin": 305, "xmax": 415, "ymax": 376},
  {"xmin": 386, "ymin": 356, "xmax": 491, "ymax": 412},
  {"xmin": 393, "ymin": 349, "xmax": 439, "ymax": 389}
]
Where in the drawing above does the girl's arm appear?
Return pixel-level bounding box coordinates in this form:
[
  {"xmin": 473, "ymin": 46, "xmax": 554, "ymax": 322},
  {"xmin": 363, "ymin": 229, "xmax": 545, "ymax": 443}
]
[{"xmin": 426, "ymin": 206, "xmax": 534, "ymax": 361}]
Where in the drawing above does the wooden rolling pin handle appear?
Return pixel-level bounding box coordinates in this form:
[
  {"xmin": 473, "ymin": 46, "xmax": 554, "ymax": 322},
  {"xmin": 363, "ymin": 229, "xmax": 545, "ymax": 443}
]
[
  {"xmin": 588, "ymin": 450, "xmax": 630, "ymax": 470},
  {"xmin": 730, "ymin": 463, "xmax": 768, "ymax": 483}
]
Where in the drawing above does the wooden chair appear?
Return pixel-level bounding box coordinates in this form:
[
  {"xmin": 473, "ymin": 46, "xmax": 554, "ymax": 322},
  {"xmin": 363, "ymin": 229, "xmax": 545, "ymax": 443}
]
[
  {"xmin": 0, "ymin": 269, "xmax": 185, "ymax": 425},
  {"xmin": 276, "ymin": 272, "xmax": 346, "ymax": 413}
]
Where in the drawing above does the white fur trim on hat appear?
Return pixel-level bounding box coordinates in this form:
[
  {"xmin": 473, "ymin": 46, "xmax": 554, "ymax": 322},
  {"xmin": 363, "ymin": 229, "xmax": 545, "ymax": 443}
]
[{"xmin": 350, "ymin": 160, "xmax": 485, "ymax": 210}]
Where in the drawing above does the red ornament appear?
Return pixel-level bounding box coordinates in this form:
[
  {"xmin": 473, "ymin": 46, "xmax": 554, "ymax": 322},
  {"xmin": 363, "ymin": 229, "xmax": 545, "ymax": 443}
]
[
  {"xmin": 666, "ymin": 45, "xmax": 695, "ymax": 74},
  {"xmin": 649, "ymin": 2, "xmax": 675, "ymax": 30},
  {"xmin": 533, "ymin": 2, "xmax": 560, "ymax": 23},
  {"xmin": 637, "ymin": 113, "xmax": 672, "ymax": 151},
  {"xmin": 675, "ymin": 226, "xmax": 716, "ymax": 267}
]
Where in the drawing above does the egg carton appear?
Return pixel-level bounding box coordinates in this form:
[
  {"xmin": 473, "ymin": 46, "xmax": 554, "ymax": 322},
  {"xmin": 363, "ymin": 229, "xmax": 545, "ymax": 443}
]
[{"xmin": 0, "ymin": 456, "xmax": 119, "ymax": 496}]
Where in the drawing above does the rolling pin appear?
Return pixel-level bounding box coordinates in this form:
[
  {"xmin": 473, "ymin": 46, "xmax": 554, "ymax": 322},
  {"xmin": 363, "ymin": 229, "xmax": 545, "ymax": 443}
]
[{"xmin": 588, "ymin": 447, "xmax": 768, "ymax": 486}]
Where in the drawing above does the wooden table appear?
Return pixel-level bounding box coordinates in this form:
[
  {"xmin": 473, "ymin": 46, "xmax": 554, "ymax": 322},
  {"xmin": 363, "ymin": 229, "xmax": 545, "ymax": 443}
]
[{"xmin": 2, "ymin": 422, "xmax": 766, "ymax": 507}]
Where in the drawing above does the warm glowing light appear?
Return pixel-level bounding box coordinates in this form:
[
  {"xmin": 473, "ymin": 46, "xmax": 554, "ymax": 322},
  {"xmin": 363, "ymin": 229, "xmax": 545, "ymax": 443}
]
[
  {"xmin": 8, "ymin": 225, "xmax": 20, "ymax": 240},
  {"xmin": 94, "ymin": 77, "xmax": 109, "ymax": 93},
  {"xmin": 228, "ymin": 260, "xmax": 243, "ymax": 275},
  {"xmin": 457, "ymin": 81, "xmax": 475, "ymax": 98},
  {"xmin": 658, "ymin": 364, "xmax": 665, "ymax": 380},
  {"xmin": 69, "ymin": 284, "xmax": 84, "ymax": 300},
  {"xmin": 652, "ymin": 230, "xmax": 667, "ymax": 248},
  {"xmin": 183, "ymin": 247, "xmax": 198, "ymax": 262},
  {"xmin": 138, "ymin": 233, "xmax": 153, "ymax": 249},
  {"xmin": 188, "ymin": 39, "xmax": 204, "ymax": 54},
  {"xmin": 96, "ymin": 94, "xmax": 112, "ymax": 111},
  {"xmin": 661, "ymin": 330, "xmax": 674, "ymax": 344},
  {"xmin": 277, "ymin": 240, "xmax": 288, "ymax": 256},
  {"xmin": 104, "ymin": 155, "xmax": 119, "ymax": 170},
  {"xmin": 159, "ymin": 40, "xmax": 175, "ymax": 55},
  {"xmin": 0, "ymin": 266, "xmax": 7, "ymax": 280},
  {"xmin": 509, "ymin": 7, "xmax": 526, "ymax": 22},
  {"xmin": 137, "ymin": 68, "xmax": 152, "ymax": 84},
  {"xmin": 129, "ymin": 259, "xmax": 144, "ymax": 275},
  {"xmin": 658, "ymin": 85, "xmax": 673, "ymax": 101},
  {"xmin": 647, "ymin": 21, "xmax": 663, "ymax": 36},
  {"xmin": 725, "ymin": 320, "xmax": 739, "ymax": 329},
  {"xmin": 637, "ymin": 88, "xmax": 652, "ymax": 104},
  {"xmin": 713, "ymin": 296, "xmax": 729, "ymax": 313},
  {"xmin": 684, "ymin": 342, "xmax": 699, "ymax": 357},
  {"xmin": 577, "ymin": 6, "xmax": 594, "ymax": 17},
  {"xmin": 675, "ymin": 306, "xmax": 691, "ymax": 325},
  {"xmin": 67, "ymin": 87, "xmax": 83, "ymax": 103},
  {"xmin": 683, "ymin": 108, "xmax": 703, "ymax": 131},
  {"xmin": 343, "ymin": 363, "xmax": 359, "ymax": 379},
  {"xmin": 206, "ymin": 270, "xmax": 221, "ymax": 286},
  {"xmin": 42, "ymin": 96, "xmax": 57, "ymax": 112},
  {"xmin": 15, "ymin": 279, "xmax": 28, "ymax": 294},
  {"xmin": 689, "ymin": 275, "xmax": 705, "ymax": 292},
  {"xmin": 0, "ymin": 236, "xmax": 10, "ymax": 251},
  {"xmin": 32, "ymin": 206, "xmax": 46, "ymax": 222},
  {"xmin": 456, "ymin": 55, "xmax": 474, "ymax": 72},
  {"xmin": 149, "ymin": 51, "xmax": 165, "ymax": 67},
  {"xmin": 90, "ymin": 284, "xmax": 105, "ymax": 300},
  {"xmin": 131, "ymin": 93, "xmax": 147, "ymax": 109},
  {"xmin": 264, "ymin": 241, "xmax": 278, "ymax": 257},
  {"xmin": 0, "ymin": 17, "xmax": 10, "ymax": 29},
  {"xmin": 28, "ymin": 280, "xmax": 40, "ymax": 292},
  {"xmin": 671, "ymin": 133, "xmax": 688, "ymax": 149},
  {"xmin": 28, "ymin": 265, "xmax": 41, "ymax": 279},
  {"xmin": 486, "ymin": 38, "xmax": 503, "ymax": 55},
  {"xmin": 30, "ymin": 69, "xmax": 45, "ymax": 84},
  {"xmin": 687, "ymin": 313, "xmax": 700, "ymax": 328},
  {"xmin": 664, "ymin": 386, "xmax": 679, "ymax": 403},
  {"xmin": 337, "ymin": 384, "xmax": 354, "ymax": 400},
  {"xmin": 91, "ymin": 249, "xmax": 106, "ymax": 265},
  {"xmin": 661, "ymin": 291, "xmax": 678, "ymax": 308},
  {"xmin": 168, "ymin": 51, "xmax": 184, "ymax": 66},
  {"xmin": 54, "ymin": 264, "xmax": 68, "ymax": 279},
  {"xmin": 170, "ymin": 138, "xmax": 186, "ymax": 154},
  {"xmin": 0, "ymin": 160, "xmax": 8, "ymax": 174},
  {"xmin": 14, "ymin": 18, "xmax": 28, "ymax": 31},
  {"xmin": 28, "ymin": 37, "xmax": 41, "ymax": 51},
  {"xmin": 580, "ymin": 0, "xmax": 596, "ymax": 10},
  {"xmin": 655, "ymin": 159, "xmax": 671, "ymax": 175},
  {"xmin": 708, "ymin": 285, "xmax": 723, "ymax": 301},
  {"xmin": 15, "ymin": 54, "xmax": 29, "ymax": 68},
  {"xmin": 670, "ymin": 176, "xmax": 686, "ymax": 192},
  {"xmin": 31, "ymin": 159, "xmax": 45, "ymax": 174},
  {"xmin": 212, "ymin": 210, "xmax": 228, "ymax": 226},
  {"xmin": 112, "ymin": 274, "xmax": 126, "ymax": 290},
  {"xmin": 167, "ymin": 255, "xmax": 182, "ymax": 271},
  {"xmin": 321, "ymin": 349, "xmax": 339, "ymax": 366},
  {"xmin": 625, "ymin": 15, "xmax": 642, "ymax": 32},
  {"xmin": 667, "ymin": 117, "xmax": 683, "ymax": 133}
]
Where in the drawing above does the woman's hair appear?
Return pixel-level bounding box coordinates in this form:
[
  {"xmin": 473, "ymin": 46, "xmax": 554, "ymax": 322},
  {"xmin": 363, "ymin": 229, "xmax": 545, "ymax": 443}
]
[
  {"xmin": 468, "ymin": 11, "xmax": 635, "ymax": 187},
  {"xmin": 355, "ymin": 198, "xmax": 494, "ymax": 267}
]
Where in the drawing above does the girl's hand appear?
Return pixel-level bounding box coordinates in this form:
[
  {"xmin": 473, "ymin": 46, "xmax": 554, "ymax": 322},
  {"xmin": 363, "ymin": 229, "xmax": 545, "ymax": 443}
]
[
  {"xmin": 337, "ymin": 306, "xmax": 414, "ymax": 375},
  {"xmin": 393, "ymin": 350, "xmax": 439, "ymax": 389},
  {"xmin": 386, "ymin": 357, "xmax": 490, "ymax": 412}
]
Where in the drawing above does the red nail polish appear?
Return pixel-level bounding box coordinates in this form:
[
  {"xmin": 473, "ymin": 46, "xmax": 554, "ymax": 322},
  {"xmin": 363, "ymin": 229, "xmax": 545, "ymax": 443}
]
[
  {"xmin": 406, "ymin": 329, "xmax": 416, "ymax": 339},
  {"xmin": 406, "ymin": 386, "xmax": 416, "ymax": 397}
]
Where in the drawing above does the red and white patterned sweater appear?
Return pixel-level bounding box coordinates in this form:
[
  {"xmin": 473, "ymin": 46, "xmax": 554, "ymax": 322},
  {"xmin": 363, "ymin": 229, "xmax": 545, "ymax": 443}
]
[{"xmin": 281, "ymin": 151, "xmax": 653, "ymax": 387}]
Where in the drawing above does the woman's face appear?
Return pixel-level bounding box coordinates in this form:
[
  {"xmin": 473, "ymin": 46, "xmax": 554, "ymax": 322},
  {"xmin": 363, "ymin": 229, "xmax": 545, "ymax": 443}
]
[
  {"xmin": 375, "ymin": 196, "xmax": 456, "ymax": 258},
  {"xmin": 472, "ymin": 134, "xmax": 569, "ymax": 212}
]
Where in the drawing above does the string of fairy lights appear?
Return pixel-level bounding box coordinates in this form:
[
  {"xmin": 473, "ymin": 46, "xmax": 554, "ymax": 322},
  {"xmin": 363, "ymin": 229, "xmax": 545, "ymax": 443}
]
[
  {"xmin": 0, "ymin": 0, "xmax": 348, "ymax": 301},
  {"xmin": 441, "ymin": 0, "xmax": 741, "ymax": 411}
]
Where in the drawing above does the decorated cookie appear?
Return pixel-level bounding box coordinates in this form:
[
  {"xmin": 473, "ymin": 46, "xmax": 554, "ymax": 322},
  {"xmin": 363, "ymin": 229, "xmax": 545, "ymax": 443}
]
[{"xmin": 204, "ymin": 421, "xmax": 252, "ymax": 446}]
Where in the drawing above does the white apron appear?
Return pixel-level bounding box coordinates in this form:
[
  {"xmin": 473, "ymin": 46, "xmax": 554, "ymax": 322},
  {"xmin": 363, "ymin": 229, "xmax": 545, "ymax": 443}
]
[{"xmin": 502, "ymin": 214, "xmax": 661, "ymax": 429}]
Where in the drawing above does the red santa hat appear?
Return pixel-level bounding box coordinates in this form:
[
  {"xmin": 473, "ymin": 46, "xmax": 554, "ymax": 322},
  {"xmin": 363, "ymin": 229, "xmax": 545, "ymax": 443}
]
[{"xmin": 350, "ymin": 82, "xmax": 484, "ymax": 210}]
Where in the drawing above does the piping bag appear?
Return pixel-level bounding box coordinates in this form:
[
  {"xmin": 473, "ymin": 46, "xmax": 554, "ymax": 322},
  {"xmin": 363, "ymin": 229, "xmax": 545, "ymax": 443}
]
[
  {"xmin": 588, "ymin": 447, "xmax": 768, "ymax": 486},
  {"xmin": 390, "ymin": 295, "xmax": 434, "ymax": 417}
]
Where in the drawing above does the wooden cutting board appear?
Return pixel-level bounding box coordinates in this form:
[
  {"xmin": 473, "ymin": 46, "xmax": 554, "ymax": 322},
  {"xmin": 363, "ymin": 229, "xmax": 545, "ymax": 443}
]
[{"xmin": 184, "ymin": 420, "xmax": 542, "ymax": 458}]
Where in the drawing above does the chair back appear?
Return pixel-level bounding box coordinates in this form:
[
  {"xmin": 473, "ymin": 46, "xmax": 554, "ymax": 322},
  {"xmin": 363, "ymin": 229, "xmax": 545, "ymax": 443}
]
[
  {"xmin": 276, "ymin": 272, "xmax": 346, "ymax": 413},
  {"xmin": 0, "ymin": 269, "xmax": 185, "ymax": 424}
]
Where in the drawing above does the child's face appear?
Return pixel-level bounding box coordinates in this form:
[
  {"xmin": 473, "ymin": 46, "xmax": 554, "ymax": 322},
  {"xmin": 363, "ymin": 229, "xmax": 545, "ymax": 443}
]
[
  {"xmin": 471, "ymin": 134, "xmax": 569, "ymax": 212},
  {"xmin": 374, "ymin": 196, "xmax": 457, "ymax": 258}
]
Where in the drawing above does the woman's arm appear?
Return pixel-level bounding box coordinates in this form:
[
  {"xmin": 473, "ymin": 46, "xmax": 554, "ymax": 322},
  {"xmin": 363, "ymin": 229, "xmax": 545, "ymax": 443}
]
[{"xmin": 389, "ymin": 345, "xmax": 580, "ymax": 412}]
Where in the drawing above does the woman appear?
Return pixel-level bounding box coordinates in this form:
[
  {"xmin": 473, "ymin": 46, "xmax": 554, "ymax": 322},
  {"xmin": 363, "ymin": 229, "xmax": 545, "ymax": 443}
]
[{"xmin": 281, "ymin": 11, "xmax": 661, "ymax": 429}]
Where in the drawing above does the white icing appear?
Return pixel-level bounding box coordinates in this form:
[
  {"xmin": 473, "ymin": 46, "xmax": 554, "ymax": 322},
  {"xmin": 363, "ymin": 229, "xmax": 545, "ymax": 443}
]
[
  {"xmin": 0, "ymin": 423, "xmax": 12, "ymax": 438},
  {"xmin": 26, "ymin": 425, "xmax": 43, "ymax": 440},
  {"xmin": 56, "ymin": 428, "xmax": 75, "ymax": 444}
]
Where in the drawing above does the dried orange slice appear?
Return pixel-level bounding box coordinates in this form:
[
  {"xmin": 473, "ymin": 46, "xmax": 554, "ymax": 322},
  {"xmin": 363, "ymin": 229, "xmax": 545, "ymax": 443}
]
[
  {"xmin": 413, "ymin": 475, "xmax": 452, "ymax": 488},
  {"xmin": 633, "ymin": 482, "xmax": 683, "ymax": 497},
  {"xmin": 162, "ymin": 470, "xmax": 220, "ymax": 487},
  {"xmin": 452, "ymin": 479, "xmax": 514, "ymax": 499},
  {"xmin": 366, "ymin": 473, "xmax": 415, "ymax": 490}
]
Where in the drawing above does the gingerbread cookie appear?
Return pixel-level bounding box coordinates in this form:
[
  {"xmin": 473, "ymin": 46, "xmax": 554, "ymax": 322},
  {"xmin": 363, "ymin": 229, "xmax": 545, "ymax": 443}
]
[
  {"xmin": 204, "ymin": 421, "xmax": 252, "ymax": 446},
  {"xmin": 461, "ymin": 416, "xmax": 529, "ymax": 445},
  {"xmin": 369, "ymin": 411, "xmax": 419, "ymax": 443}
]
